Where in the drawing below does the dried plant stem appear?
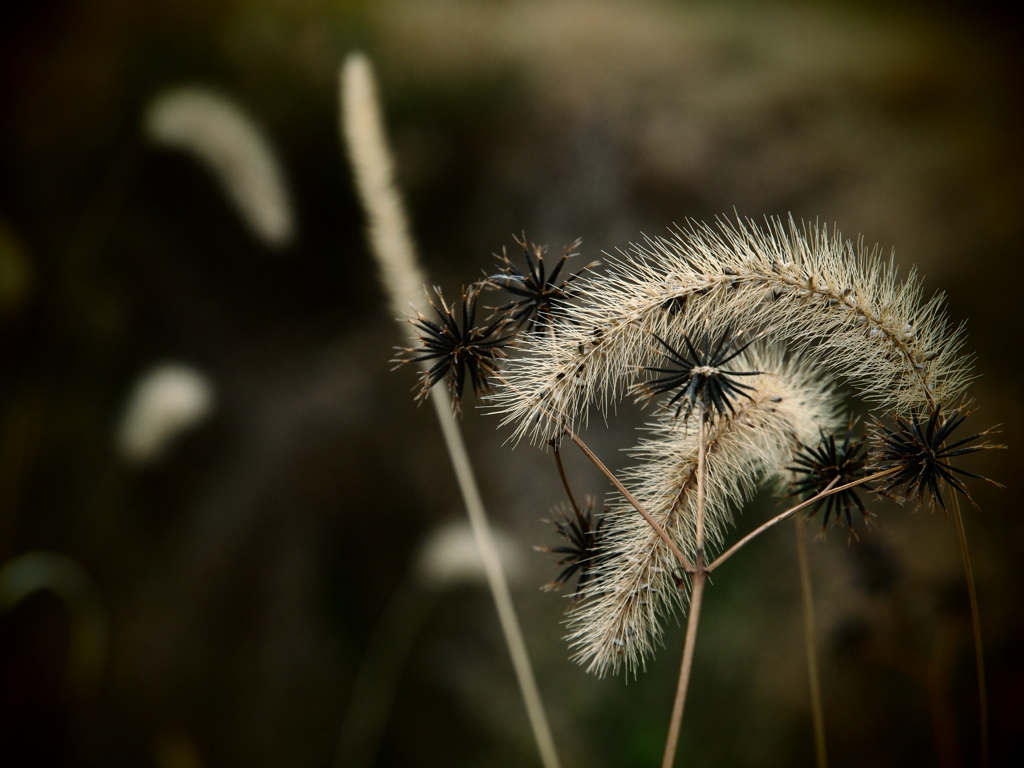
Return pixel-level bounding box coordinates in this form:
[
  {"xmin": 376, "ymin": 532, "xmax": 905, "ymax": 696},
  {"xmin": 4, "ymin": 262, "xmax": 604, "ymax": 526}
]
[
  {"xmin": 796, "ymin": 517, "xmax": 828, "ymax": 768},
  {"xmin": 552, "ymin": 443, "xmax": 582, "ymax": 520},
  {"xmin": 695, "ymin": 417, "xmax": 707, "ymax": 555},
  {"xmin": 341, "ymin": 53, "xmax": 560, "ymax": 768},
  {"xmin": 663, "ymin": 565, "xmax": 706, "ymax": 768},
  {"xmin": 431, "ymin": 396, "xmax": 562, "ymax": 768},
  {"xmin": 952, "ymin": 491, "xmax": 989, "ymax": 768},
  {"xmin": 565, "ymin": 428, "xmax": 694, "ymax": 572},
  {"xmin": 707, "ymin": 469, "xmax": 895, "ymax": 572},
  {"xmin": 661, "ymin": 416, "xmax": 709, "ymax": 768}
]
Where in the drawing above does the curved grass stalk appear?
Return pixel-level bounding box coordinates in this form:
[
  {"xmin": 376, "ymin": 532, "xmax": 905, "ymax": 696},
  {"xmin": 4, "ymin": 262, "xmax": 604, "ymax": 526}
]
[{"xmin": 333, "ymin": 581, "xmax": 437, "ymax": 768}]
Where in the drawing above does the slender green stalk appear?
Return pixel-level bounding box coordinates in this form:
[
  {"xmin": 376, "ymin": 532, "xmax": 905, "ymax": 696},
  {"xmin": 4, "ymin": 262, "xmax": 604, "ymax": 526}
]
[
  {"xmin": 341, "ymin": 52, "xmax": 560, "ymax": 768},
  {"xmin": 333, "ymin": 581, "xmax": 437, "ymax": 768},
  {"xmin": 795, "ymin": 517, "xmax": 828, "ymax": 768},
  {"xmin": 951, "ymin": 492, "xmax": 988, "ymax": 768}
]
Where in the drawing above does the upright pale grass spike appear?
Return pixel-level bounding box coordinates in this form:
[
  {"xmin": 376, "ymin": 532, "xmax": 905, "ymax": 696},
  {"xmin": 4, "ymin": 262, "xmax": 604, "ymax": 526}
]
[
  {"xmin": 145, "ymin": 87, "xmax": 295, "ymax": 248},
  {"xmin": 340, "ymin": 52, "xmax": 561, "ymax": 768},
  {"xmin": 567, "ymin": 346, "xmax": 839, "ymax": 676},
  {"xmin": 340, "ymin": 56, "xmax": 428, "ymax": 320},
  {"xmin": 493, "ymin": 216, "xmax": 972, "ymax": 445}
]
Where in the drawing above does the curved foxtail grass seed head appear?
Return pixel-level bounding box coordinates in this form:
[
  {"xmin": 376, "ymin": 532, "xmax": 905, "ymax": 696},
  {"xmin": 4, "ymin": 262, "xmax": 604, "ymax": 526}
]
[
  {"xmin": 491, "ymin": 217, "xmax": 974, "ymax": 445},
  {"xmin": 566, "ymin": 345, "xmax": 839, "ymax": 676}
]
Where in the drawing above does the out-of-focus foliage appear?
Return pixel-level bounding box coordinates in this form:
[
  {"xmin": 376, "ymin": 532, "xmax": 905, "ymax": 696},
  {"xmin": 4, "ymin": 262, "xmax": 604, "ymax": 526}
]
[{"xmin": 1, "ymin": 1, "xmax": 1021, "ymax": 766}]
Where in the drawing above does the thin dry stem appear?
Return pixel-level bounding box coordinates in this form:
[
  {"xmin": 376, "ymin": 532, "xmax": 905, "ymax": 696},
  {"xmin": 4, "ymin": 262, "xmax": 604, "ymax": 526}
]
[
  {"xmin": 661, "ymin": 566, "xmax": 706, "ymax": 768},
  {"xmin": 796, "ymin": 516, "xmax": 829, "ymax": 768},
  {"xmin": 661, "ymin": 416, "xmax": 709, "ymax": 768},
  {"xmin": 707, "ymin": 469, "xmax": 894, "ymax": 572},
  {"xmin": 952, "ymin": 491, "xmax": 989, "ymax": 768},
  {"xmin": 695, "ymin": 416, "xmax": 707, "ymax": 559},
  {"xmin": 566, "ymin": 427, "xmax": 694, "ymax": 573},
  {"xmin": 552, "ymin": 443, "xmax": 583, "ymax": 521},
  {"xmin": 333, "ymin": 581, "xmax": 436, "ymax": 768},
  {"xmin": 341, "ymin": 53, "xmax": 560, "ymax": 768}
]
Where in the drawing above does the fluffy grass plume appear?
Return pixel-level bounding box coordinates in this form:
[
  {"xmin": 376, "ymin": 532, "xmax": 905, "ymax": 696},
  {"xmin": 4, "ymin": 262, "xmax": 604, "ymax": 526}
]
[
  {"xmin": 567, "ymin": 346, "xmax": 838, "ymax": 676},
  {"xmin": 494, "ymin": 216, "xmax": 971, "ymax": 444}
]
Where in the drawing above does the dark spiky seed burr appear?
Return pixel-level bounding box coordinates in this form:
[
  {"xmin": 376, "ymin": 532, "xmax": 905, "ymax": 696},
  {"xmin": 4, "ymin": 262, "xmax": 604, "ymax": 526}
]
[
  {"xmin": 486, "ymin": 235, "xmax": 595, "ymax": 333},
  {"xmin": 870, "ymin": 407, "xmax": 1000, "ymax": 510},
  {"xmin": 788, "ymin": 424, "xmax": 872, "ymax": 528},
  {"xmin": 395, "ymin": 285, "xmax": 510, "ymax": 412},
  {"xmin": 535, "ymin": 498, "xmax": 606, "ymax": 596},
  {"xmin": 639, "ymin": 327, "xmax": 762, "ymax": 421}
]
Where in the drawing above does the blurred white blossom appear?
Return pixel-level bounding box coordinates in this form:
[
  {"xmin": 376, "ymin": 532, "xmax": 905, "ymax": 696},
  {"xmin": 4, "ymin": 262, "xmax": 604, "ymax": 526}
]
[
  {"xmin": 414, "ymin": 520, "xmax": 525, "ymax": 590},
  {"xmin": 145, "ymin": 88, "xmax": 295, "ymax": 248},
  {"xmin": 116, "ymin": 364, "xmax": 214, "ymax": 464}
]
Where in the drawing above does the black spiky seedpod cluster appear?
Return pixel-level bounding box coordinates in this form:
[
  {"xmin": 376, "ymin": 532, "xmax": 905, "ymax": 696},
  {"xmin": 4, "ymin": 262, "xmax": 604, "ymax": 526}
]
[
  {"xmin": 395, "ymin": 285, "xmax": 511, "ymax": 412},
  {"xmin": 636, "ymin": 327, "xmax": 762, "ymax": 421},
  {"xmin": 535, "ymin": 497, "xmax": 608, "ymax": 596},
  {"xmin": 869, "ymin": 406, "xmax": 1002, "ymax": 511},
  {"xmin": 788, "ymin": 423, "xmax": 873, "ymax": 529},
  {"xmin": 395, "ymin": 235, "xmax": 594, "ymax": 414},
  {"xmin": 487, "ymin": 235, "xmax": 596, "ymax": 334}
]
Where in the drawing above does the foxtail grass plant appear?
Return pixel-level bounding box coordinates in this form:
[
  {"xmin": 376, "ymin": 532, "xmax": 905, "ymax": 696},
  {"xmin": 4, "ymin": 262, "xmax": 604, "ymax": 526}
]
[
  {"xmin": 346, "ymin": 51, "xmax": 1001, "ymax": 768},
  {"xmin": 340, "ymin": 53, "xmax": 561, "ymax": 768}
]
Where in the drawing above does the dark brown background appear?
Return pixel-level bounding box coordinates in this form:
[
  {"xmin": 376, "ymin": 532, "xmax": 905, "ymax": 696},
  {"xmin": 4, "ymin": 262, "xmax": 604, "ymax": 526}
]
[{"xmin": 1, "ymin": 1, "xmax": 1021, "ymax": 766}]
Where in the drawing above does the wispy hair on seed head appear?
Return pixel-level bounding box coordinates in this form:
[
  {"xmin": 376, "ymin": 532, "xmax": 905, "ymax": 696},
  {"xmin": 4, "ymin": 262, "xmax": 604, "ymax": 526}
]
[
  {"xmin": 566, "ymin": 345, "xmax": 839, "ymax": 676},
  {"xmin": 492, "ymin": 216, "xmax": 972, "ymax": 445}
]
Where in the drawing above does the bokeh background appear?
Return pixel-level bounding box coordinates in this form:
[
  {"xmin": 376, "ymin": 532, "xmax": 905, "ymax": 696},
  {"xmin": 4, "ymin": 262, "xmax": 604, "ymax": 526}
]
[{"xmin": 2, "ymin": 1, "xmax": 1022, "ymax": 766}]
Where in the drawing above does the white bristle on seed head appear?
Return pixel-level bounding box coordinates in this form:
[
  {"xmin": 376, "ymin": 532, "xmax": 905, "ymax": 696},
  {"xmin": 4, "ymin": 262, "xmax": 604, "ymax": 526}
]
[
  {"xmin": 564, "ymin": 345, "xmax": 839, "ymax": 676},
  {"xmin": 491, "ymin": 216, "xmax": 971, "ymax": 446}
]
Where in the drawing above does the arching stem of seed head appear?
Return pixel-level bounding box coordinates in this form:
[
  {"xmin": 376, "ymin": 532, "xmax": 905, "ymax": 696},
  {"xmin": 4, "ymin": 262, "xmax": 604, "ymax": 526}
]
[
  {"xmin": 551, "ymin": 441, "xmax": 584, "ymax": 525},
  {"xmin": 706, "ymin": 469, "xmax": 895, "ymax": 573},
  {"xmin": 565, "ymin": 427, "xmax": 695, "ymax": 573}
]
